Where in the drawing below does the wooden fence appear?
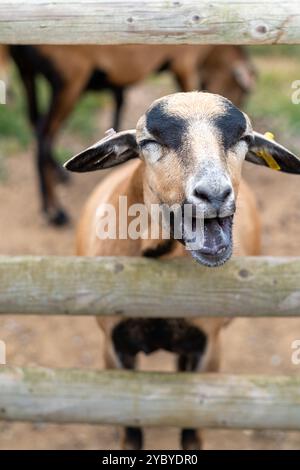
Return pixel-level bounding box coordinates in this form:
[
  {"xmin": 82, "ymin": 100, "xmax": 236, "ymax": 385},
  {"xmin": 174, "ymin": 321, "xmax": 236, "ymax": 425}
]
[
  {"xmin": 1, "ymin": 0, "xmax": 300, "ymax": 432},
  {"xmin": 0, "ymin": 256, "xmax": 300, "ymax": 429},
  {"xmin": 1, "ymin": 256, "xmax": 300, "ymax": 318},
  {"xmin": 0, "ymin": 1, "xmax": 300, "ymax": 45},
  {"xmin": 1, "ymin": 367, "xmax": 300, "ymax": 430}
]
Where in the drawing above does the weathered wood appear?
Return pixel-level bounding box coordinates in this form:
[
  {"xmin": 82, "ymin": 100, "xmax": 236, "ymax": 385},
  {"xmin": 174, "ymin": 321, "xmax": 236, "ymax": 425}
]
[
  {"xmin": 0, "ymin": 367, "xmax": 300, "ymax": 429},
  {"xmin": 0, "ymin": 256, "xmax": 300, "ymax": 317},
  {"xmin": 0, "ymin": 255, "xmax": 299, "ymax": 317},
  {"xmin": 0, "ymin": 1, "xmax": 299, "ymax": 45}
]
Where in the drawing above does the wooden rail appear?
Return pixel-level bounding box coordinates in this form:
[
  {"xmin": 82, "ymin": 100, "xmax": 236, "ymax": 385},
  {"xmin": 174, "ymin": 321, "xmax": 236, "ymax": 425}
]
[
  {"xmin": 0, "ymin": 256, "xmax": 300, "ymax": 317},
  {"xmin": 1, "ymin": 367, "xmax": 300, "ymax": 429},
  {"xmin": 0, "ymin": 1, "xmax": 300, "ymax": 45}
]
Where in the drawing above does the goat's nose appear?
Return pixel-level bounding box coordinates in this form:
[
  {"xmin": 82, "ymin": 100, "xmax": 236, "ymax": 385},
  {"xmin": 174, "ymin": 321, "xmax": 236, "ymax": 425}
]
[{"xmin": 193, "ymin": 184, "xmax": 233, "ymax": 211}]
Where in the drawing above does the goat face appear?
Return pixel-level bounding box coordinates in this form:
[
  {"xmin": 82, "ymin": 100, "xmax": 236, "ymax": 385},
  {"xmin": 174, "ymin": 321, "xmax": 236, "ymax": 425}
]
[
  {"xmin": 65, "ymin": 91, "xmax": 300, "ymax": 267},
  {"xmin": 136, "ymin": 92, "xmax": 248, "ymax": 266}
]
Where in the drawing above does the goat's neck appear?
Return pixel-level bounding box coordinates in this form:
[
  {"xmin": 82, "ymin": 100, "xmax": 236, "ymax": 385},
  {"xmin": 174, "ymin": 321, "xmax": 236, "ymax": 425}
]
[{"xmin": 127, "ymin": 162, "xmax": 181, "ymax": 258}]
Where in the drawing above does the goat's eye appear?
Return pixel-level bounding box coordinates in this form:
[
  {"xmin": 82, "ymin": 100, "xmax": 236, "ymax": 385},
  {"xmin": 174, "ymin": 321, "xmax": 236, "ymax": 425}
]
[
  {"xmin": 239, "ymin": 135, "xmax": 253, "ymax": 146},
  {"xmin": 139, "ymin": 139, "xmax": 159, "ymax": 149}
]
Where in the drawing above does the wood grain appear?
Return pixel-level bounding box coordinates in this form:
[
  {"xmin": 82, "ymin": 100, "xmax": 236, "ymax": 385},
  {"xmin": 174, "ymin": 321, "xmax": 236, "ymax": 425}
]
[
  {"xmin": 0, "ymin": 256, "xmax": 300, "ymax": 317},
  {"xmin": 0, "ymin": 1, "xmax": 299, "ymax": 45},
  {"xmin": 1, "ymin": 367, "xmax": 300, "ymax": 429}
]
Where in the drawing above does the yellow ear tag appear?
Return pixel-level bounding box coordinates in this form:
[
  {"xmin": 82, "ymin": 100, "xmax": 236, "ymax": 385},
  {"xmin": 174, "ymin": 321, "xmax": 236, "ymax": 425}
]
[
  {"xmin": 255, "ymin": 131, "xmax": 281, "ymax": 171},
  {"xmin": 264, "ymin": 131, "xmax": 275, "ymax": 140}
]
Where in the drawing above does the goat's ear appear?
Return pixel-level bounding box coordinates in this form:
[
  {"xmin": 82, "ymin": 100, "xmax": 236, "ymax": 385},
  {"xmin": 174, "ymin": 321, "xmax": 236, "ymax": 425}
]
[
  {"xmin": 246, "ymin": 132, "xmax": 300, "ymax": 174},
  {"xmin": 64, "ymin": 130, "xmax": 139, "ymax": 172}
]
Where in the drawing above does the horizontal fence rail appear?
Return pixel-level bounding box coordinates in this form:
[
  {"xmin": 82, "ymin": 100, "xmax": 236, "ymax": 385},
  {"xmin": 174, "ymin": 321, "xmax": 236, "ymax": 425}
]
[
  {"xmin": 0, "ymin": 367, "xmax": 300, "ymax": 429},
  {"xmin": 0, "ymin": 1, "xmax": 300, "ymax": 45},
  {"xmin": 0, "ymin": 256, "xmax": 300, "ymax": 317}
]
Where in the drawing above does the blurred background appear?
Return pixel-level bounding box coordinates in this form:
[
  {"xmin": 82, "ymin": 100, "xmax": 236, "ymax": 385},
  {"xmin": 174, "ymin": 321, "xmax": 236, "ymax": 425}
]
[{"xmin": 0, "ymin": 44, "xmax": 300, "ymax": 449}]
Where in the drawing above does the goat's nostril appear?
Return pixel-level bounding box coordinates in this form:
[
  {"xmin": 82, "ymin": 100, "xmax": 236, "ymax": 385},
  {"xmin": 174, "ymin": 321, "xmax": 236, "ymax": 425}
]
[
  {"xmin": 222, "ymin": 187, "xmax": 232, "ymax": 200},
  {"xmin": 194, "ymin": 188, "xmax": 211, "ymax": 203},
  {"xmin": 193, "ymin": 185, "xmax": 232, "ymax": 207}
]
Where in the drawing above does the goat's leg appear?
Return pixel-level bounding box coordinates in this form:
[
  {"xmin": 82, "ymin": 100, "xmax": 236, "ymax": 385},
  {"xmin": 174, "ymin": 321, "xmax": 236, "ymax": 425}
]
[
  {"xmin": 9, "ymin": 47, "xmax": 40, "ymax": 128},
  {"xmin": 17, "ymin": 64, "xmax": 68, "ymax": 186},
  {"xmin": 11, "ymin": 49, "xmax": 68, "ymax": 225},
  {"xmin": 177, "ymin": 339, "xmax": 221, "ymax": 450},
  {"xmin": 36, "ymin": 130, "xmax": 72, "ymax": 226},
  {"xmin": 177, "ymin": 353, "xmax": 203, "ymax": 450},
  {"xmin": 36, "ymin": 73, "xmax": 88, "ymax": 226},
  {"xmin": 44, "ymin": 81, "xmax": 70, "ymax": 185},
  {"xmin": 112, "ymin": 86, "xmax": 124, "ymax": 131},
  {"xmin": 173, "ymin": 69, "xmax": 201, "ymax": 93},
  {"xmin": 22, "ymin": 73, "xmax": 40, "ymax": 128},
  {"xmin": 103, "ymin": 339, "xmax": 143, "ymax": 450},
  {"xmin": 118, "ymin": 352, "xmax": 143, "ymax": 450}
]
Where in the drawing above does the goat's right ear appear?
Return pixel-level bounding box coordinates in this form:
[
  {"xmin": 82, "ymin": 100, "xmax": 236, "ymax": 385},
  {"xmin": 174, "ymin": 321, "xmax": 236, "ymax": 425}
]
[{"xmin": 64, "ymin": 130, "xmax": 139, "ymax": 172}]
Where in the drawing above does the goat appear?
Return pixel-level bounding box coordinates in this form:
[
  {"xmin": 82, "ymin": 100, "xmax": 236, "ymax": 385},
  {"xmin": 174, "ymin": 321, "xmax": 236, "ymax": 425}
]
[
  {"xmin": 7, "ymin": 45, "xmax": 255, "ymax": 226},
  {"xmin": 65, "ymin": 91, "xmax": 300, "ymax": 449}
]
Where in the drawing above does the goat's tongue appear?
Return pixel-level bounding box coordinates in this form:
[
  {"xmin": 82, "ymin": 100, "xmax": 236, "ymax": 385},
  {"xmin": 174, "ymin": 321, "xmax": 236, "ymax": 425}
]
[{"xmin": 201, "ymin": 217, "xmax": 230, "ymax": 255}]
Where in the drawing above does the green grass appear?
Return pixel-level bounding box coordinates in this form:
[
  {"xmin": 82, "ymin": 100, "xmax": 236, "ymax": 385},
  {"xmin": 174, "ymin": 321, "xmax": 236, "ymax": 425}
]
[
  {"xmin": 250, "ymin": 45, "xmax": 300, "ymax": 57},
  {"xmin": 246, "ymin": 56, "xmax": 300, "ymax": 142}
]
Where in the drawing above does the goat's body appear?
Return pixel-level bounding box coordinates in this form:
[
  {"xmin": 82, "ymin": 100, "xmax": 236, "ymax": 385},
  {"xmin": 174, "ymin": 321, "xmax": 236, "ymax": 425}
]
[
  {"xmin": 33, "ymin": 44, "xmax": 212, "ymax": 88},
  {"xmin": 77, "ymin": 160, "xmax": 260, "ymax": 373},
  {"xmin": 67, "ymin": 88, "xmax": 300, "ymax": 449},
  {"xmin": 66, "ymin": 88, "xmax": 300, "ymax": 449}
]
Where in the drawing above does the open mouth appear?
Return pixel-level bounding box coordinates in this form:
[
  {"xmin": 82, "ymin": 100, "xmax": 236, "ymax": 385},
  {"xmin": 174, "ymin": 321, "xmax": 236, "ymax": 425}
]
[{"xmin": 185, "ymin": 215, "xmax": 234, "ymax": 267}]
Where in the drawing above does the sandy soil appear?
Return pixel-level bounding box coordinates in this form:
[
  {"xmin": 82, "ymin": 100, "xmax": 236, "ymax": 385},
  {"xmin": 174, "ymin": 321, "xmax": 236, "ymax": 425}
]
[{"xmin": 0, "ymin": 78, "xmax": 300, "ymax": 450}]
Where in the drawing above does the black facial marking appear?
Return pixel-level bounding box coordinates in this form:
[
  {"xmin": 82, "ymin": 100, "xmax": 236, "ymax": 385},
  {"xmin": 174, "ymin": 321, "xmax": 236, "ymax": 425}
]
[
  {"xmin": 146, "ymin": 102, "xmax": 187, "ymax": 150},
  {"xmin": 112, "ymin": 319, "xmax": 207, "ymax": 358},
  {"xmin": 213, "ymin": 100, "xmax": 247, "ymax": 150}
]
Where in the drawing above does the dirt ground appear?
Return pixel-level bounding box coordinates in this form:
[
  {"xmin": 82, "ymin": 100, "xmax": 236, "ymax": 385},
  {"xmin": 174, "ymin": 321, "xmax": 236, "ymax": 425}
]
[{"xmin": 1, "ymin": 78, "xmax": 300, "ymax": 450}]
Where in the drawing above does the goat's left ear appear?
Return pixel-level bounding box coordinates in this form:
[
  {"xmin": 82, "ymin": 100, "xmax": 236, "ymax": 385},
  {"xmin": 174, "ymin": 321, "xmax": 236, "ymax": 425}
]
[
  {"xmin": 246, "ymin": 132, "xmax": 300, "ymax": 174},
  {"xmin": 64, "ymin": 130, "xmax": 139, "ymax": 172}
]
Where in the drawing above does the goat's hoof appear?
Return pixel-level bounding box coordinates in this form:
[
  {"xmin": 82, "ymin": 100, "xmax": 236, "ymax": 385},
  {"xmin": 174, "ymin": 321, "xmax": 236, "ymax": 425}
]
[
  {"xmin": 181, "ymin": 429, "xmax": 202, "ymax": 450},
  {"xmin": 121, "ymin": 427, "xmax": 143, "ymax": 450},
  {"xmin": 48, "ymin": 209, "xmax": 70, "ymax": 227}
]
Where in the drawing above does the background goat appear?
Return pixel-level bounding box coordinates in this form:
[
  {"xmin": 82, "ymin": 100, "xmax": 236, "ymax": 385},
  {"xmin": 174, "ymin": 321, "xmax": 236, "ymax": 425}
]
[
  {"xmin": 6, "ymin": 45, "xmax": 255, "ymax": 226},
  {"xmin": 65, "ymin": 91, "xmax": 300, "ymax": 449}
]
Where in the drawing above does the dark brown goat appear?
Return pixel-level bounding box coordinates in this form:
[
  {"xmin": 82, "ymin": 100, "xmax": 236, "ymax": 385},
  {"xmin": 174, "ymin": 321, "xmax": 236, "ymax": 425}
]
[{"xmin": 7, "ymin": 45, "xmax": 255, "ymax": 226}]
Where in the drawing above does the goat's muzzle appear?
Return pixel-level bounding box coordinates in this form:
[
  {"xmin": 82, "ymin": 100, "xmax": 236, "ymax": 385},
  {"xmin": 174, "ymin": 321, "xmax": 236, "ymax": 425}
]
[{"xmin": 182, "ymin": 210, "xmax": 234, "ymax": 267}]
